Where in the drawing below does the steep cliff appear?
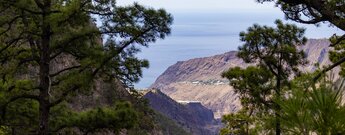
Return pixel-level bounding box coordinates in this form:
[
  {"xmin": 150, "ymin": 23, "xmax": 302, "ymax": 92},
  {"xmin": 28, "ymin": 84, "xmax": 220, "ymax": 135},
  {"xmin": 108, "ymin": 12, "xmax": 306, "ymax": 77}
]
[
  {"xmin": 143, "ymin": 89, "xmax": 221, "ymax": 135},
  {"xmin": 51, "ymin": 54, "xmax": 169, "ymax": 135},
  {"xmin": 150, "ymin": 39, "xmax": 339, "ymax": 118}
]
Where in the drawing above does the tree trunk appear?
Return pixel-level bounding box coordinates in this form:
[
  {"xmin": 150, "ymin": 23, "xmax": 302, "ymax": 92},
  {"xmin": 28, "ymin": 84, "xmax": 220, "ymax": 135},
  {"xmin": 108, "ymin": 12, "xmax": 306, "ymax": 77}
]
[
  {"xmin": 38, "ymin": 96, "xmax": 50, "ymax": 135},
  {"xmin": 38, "ymin": 32, "xmax": 51, "ymax": 134},
  {"xmin": 275, "ymin": 109, "xmax": 281, "ymax": 135},
  {"xmin": 38, "ymin": 28, "xmax": 51, "ymax": 135},
  {"xmin": 275, "ymin": 60, "xmax": 283, "ymax": 135},
  {"xmin": 38, "ymin": 1, "xmax": 52, "ymax": 134},
  {"xmin": 275, "ymin": 84, "xmax": 281, "ymax": 135}
]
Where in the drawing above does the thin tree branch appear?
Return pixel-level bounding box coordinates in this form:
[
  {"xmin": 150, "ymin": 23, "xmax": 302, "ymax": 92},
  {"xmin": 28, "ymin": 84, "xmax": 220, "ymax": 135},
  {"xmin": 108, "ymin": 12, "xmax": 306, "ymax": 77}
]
[
  {"xmin": 84, "ymin": 10, "xmax": 115, "ymax": 16},
  {"xmin": 313, "ymin": 56, "xmax": 345, "ymax": 82},
  {"xmin": 56, "ymin": 1, "xmax": 89, "ymax": 26},
  {"xmin": 33, "ymin": 0, "xmax": 44, "ymax": 9},
  {"xmin": 49, "ymin": 65, "xmax": 81, "ymax": 77},
  {"xmin": 49, "ymin": 85, "xmax": 81, "ymax": 107},
  {"xmin": 0, "ymin": 15, "xmax": 22, "ymax": 36},
  {"xmin": 17, "ymin": 57, "xmax": 36, "ymax": 67},
  {"xmin": 21, "ymin": 11, "xmax": 40, "ymax": 62},
  {"xmin": 255, "ymin": 43, "xmax": 279, "ymax": 77},
  {"xmin": 92, "ymin": 26, "xmax": 155, "ymax": 76},
  {"xmin": 50, "ymin": 29, "xmax": 99, "ymax": 60}
]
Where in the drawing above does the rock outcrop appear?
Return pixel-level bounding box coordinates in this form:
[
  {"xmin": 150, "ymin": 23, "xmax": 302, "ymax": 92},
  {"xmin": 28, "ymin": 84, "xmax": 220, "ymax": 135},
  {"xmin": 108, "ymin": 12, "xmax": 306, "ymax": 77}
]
[
  {"xmin": 143, "ymin": 89, "xmax": 221, "ymax": 135},
  {"xmin": 150, "ymin": 39, "xmax": 339, "ymax": 118}
]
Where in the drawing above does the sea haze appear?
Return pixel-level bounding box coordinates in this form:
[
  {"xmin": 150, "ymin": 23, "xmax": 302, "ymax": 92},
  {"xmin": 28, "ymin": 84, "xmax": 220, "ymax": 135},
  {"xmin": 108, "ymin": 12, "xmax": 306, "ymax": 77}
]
[{"xmin": 134, "ymin": 11, "xmax": 344, "ymax": 89}]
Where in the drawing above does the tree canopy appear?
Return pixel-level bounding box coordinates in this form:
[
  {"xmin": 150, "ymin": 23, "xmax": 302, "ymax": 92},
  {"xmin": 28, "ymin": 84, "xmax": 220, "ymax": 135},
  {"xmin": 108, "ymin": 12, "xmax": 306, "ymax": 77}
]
[
  {"xmin": 222, "ymin": 20, "xmax": 307, "ymax": 134},
  {"xmin": 222, "ymin": 1, "xmax": 345, "ymax": 134},
  {"xmin": 0, "ymin": 0, "xmax": 172, "ymax": 134},
  {"xmin": 257, "ymin": 0, "xmax": 345, "ymax": 30},
  {"xmin": 279, "ymin": 74, "xmax": 345, "ymax": 134}
]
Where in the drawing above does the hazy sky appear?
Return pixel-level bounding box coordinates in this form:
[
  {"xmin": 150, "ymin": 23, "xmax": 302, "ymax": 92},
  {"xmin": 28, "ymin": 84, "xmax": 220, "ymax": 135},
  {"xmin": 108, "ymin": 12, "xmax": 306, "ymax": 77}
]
[
  {"xmin": 116, "ymin": 0, "xmax": 278, "ymax": 13},
  {"xmin": 117, "ymin": 0, "xmax": 344, "ymax": 88}
]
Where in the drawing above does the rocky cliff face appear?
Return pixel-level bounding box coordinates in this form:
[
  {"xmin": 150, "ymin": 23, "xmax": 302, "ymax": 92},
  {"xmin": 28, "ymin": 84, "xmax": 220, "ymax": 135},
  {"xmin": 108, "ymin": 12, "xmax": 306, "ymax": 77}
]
[
  {"xmin": 143, "ymin": 89, "xmax": 221, "ymax": 135},
  {"xmin": 150, "ymin": 39, "xmax": 339, "ymax": 118}
]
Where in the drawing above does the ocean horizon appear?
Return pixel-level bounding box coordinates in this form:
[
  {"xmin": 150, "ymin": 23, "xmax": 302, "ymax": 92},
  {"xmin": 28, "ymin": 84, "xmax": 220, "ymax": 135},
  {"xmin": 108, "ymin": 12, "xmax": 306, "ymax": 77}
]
[{"xmin": 134, "ymin": 11, "xmax": 344, "ymax": 89}]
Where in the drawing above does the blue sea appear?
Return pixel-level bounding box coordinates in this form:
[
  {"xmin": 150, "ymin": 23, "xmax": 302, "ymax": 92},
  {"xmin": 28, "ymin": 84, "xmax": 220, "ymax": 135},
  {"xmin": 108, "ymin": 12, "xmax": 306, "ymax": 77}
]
[{"xmin": 134, "ymin": 11, "xmax": 344, "ymax": 89}]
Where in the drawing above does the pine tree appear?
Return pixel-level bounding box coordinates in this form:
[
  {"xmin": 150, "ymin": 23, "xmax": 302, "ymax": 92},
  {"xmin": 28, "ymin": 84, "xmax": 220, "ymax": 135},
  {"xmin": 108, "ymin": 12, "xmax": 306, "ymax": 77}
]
[
  {"xmin": 256, "ymin": 0, "xmax": 345, "ymax": 80},
  {"xmin": 0, "ymin": 0, "xmax": 172, "ymax": 134},
  {"xmin": 222, "ymin": 20, "xmax": 307, "ymax": 135},
  {"xmin": 279, "ymin": 74, "xmax": 345, "ymax": 134}
]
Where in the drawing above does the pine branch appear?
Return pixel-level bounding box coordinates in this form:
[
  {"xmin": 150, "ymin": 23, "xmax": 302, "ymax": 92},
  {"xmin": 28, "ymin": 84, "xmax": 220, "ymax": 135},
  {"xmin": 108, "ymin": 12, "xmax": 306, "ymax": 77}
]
[
  {"xmin": 0, "ymin": 94, "xmax": 39, "ymax": 119},
  {"xmin": 0, "ymin": 15, "xmax": 22, "ymax": 36},
  {"xmin": 1, "ymin": 94, "xmax": 39, "ymax": 108},
  {"xmin": 92, "ymin": 26, "xmax": 155, "ymax": 77},
  {"xmin": 49, "ymin": 85, "xmax": 81, "ymax": 107},
  {"xmin": 49, "ymin": 65, "xmax": 82, "ymax": 77},
  {"xmin": 313, "ymin": 56, "xmax": 345, "ymax": 82},
  {"xmin": 50, "ymin": 29, "xmax": 99, "ymax": 60},
  {"xmin": 330, "ymin": 34, "xmax": 345, "ymax": 47},
  {"xmin": 33, "ymin": 0, "xmax": 44, "ymax": 9}
]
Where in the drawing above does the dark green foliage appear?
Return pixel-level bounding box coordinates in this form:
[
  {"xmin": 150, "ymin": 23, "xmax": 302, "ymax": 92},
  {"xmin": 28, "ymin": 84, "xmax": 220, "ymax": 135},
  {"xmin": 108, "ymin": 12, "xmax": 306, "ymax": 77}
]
[
  {"xmin": 73, "ymin": 102, "xmax": 138, "ymax": 134},
  {"xmin": 222, "ymin": 66, "xmax": 274, "ymax": 111},
  {"xmin": 0, "ymin": 126, "xmax": 8, "ymax": 134},
  {"xmin": 0, "ymin": 99, "xmax": 39, "ymax": 134},
  {"xmin": 150, "ymin": 111, "xmax": 190, "ymax": 135},
  {"xmin": 224, "ymin": 1, "xmax": 345, "ymax": 134},
  {"xmin": 279, "ymin": 75, "xmax": 345, "ymax": 134},
  {"xmin": 329, "ymin": 36, "xmax": 345, "ymax": 76},
  {"xmin": 237, "ymin": 20, "xmax": 307, "ymax": 77},
  {"xmin": 222, "ymin": 20, "xmax": 307, "ymax": 134},
  {"xmin": 0, "ymin": 0, "xmax": 172, "ymax": 134},
  {"xmin": 257, "ymin": 0, "xmax": 345, "ymax": 31},
  {"xmin": 46, "ymin": 101, "xmax": 138, "ymax": 134},
  {"xmin": 220, "ymin": 109, "xmax": 252, "ymax": 135}
]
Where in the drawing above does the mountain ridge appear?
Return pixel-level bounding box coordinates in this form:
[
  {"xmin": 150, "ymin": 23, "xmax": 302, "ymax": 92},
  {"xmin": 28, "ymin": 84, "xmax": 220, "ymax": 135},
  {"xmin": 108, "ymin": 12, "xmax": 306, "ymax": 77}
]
[
  {"xmin": 150, "ymin": 39, "xmax": 339, "ymax": 118},
  {"xmin": 142, "ymin": 89, "xmax": 221, "ymax": 135}
]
